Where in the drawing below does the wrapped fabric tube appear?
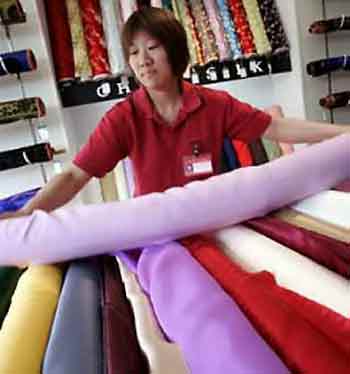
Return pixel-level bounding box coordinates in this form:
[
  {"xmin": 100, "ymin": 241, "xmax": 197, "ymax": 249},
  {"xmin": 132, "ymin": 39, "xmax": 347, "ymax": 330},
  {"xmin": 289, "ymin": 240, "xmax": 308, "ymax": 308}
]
[
  {"xmin": 0, "ymin": 0, "xmax": 26, "ymax": 25},
  {"xmin": 0, "ymin": 98, "xmax": 46, "ymax": 125},
  {"xmin": 0, "ymin": 50, "xmax": 36, "ymax": 76}
]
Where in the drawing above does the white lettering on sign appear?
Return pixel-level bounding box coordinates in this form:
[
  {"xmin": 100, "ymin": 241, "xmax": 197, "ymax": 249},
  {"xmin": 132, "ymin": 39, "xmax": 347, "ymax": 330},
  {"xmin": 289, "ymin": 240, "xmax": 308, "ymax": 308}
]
[
  {"xmin": 116, "ymin": 82, "xmax": 131, "ymax": 95},
  {"xmin": 97, "ymin": 82, "xmax": 111, "ymax": 98},
  {"xmin": 222, "ymin": 66, "xmax": 230, "ymax": 79},
  {"xmin": 249, "ymin": 60, "xmax": 264, "ymax": 74},
  {"xmin": 206, "ymin": 66, "xmax": 218, "ymax": 81},
  {"xmin": 235, "ymin": 63, "xmax": 247, "ymax": 78}
]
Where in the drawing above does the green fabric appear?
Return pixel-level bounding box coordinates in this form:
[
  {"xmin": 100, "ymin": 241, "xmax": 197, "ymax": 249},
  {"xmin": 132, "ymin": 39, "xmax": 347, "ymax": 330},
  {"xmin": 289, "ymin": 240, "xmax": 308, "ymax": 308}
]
[
  {"xmin": 0, "ymin": 267, "xmax": 23, "ymax": 327},
  {"xmin": 0, "ymin": 98, "xmax": 45, "ymax": 125},
  {"xmin": 262, "ymin": 138, "xmax": 282, "ymax": 161}
]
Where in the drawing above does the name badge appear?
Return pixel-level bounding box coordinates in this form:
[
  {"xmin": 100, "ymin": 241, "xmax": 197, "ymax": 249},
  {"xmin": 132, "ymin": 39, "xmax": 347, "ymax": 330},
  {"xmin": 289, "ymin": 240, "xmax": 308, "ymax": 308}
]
[{"xmin": 183, "ymin": 154, "xmax": 213, "ymax": 177}]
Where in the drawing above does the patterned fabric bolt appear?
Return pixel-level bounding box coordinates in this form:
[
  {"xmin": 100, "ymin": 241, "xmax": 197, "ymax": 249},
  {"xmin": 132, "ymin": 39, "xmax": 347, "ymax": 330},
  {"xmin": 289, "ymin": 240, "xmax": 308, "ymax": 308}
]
[
  {"xmin": 65, "ymin": 0, "xmax": 92, "ymax": 79},
  {"xmin": 202, "ymin": 0, "xmax": 232, "ymax": 60},
  {"xmin": 241, "ymin": 0, "xmax": 271, "ymax": 55},
  {"xmin": 228, "ymin": 0, "xmax": 256, "ymax": 55},
  {"xmin": 79, "ymin": 0, "xmax": 111, "ymax": 77},
  {"xmin": 257, "ymin": 0, "xmax": 288, "ymax": 53},
  {"xmin": 100, "ymin": 0, "xmax": 126, "ymax": 76},
  {"xmin": 0, "ymin": 0, "xmax": 25, "ymax": 24},
  {"xmin": 190, "ymin": 0, "xmax": 219, "ymax": 64},
  {"xmin": 0, "ymin": 98, "xmax": 46, "ymax": 125},
  {"xmin": 43, "ymin": 1, "xmax": 75, "ymax": 81},
  {"xmin": 216, "ymin": 0, "xmax": 242, "ymax": 59}
]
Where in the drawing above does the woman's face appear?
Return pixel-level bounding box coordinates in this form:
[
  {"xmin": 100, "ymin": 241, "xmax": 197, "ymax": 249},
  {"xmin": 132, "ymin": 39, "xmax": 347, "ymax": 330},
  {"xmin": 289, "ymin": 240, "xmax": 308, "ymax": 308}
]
[{"xmin": 128, "ymin": 30, "xmax": 176, "ymax": 90}]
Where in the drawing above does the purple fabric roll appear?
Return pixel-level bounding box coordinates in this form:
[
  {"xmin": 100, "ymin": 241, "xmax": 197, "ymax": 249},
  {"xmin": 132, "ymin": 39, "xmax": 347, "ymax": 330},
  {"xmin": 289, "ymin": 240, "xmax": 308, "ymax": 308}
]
[
  {"xmin": 137, "ymin": 241, "xmax": 287, "ymax": 373},
  {"xmin": 0, "ymin": 134, "xmax": 348, "ymax": 266}
]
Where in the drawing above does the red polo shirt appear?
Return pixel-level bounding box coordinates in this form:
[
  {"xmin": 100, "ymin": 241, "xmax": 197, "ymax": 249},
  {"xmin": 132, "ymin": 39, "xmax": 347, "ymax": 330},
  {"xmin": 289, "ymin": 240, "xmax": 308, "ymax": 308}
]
[{"xmin": 74, "ymin": 81, "xmax": 271, "ymax": 196}]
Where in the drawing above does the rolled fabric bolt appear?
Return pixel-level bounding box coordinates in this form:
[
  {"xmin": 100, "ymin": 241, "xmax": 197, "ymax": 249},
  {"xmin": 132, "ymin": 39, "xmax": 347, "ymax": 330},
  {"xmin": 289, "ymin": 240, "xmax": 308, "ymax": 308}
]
[
  {"xmin": 0, "ymin": 135, "xmax": 348, "ymax": 266},
  {"xmin": 0, "ymin": 98, "xmax": 46, "ymax": 125},
  {"xmin": 0, "ymin": 0, "xmax": 26, "ymax": 25},
  {"xmin": 320, "ymin": 91, "xmax": 350, "ymax": 109},
  {"xmin": 0, "ymin": 50, "xmax": 36, "ymax": 76}
]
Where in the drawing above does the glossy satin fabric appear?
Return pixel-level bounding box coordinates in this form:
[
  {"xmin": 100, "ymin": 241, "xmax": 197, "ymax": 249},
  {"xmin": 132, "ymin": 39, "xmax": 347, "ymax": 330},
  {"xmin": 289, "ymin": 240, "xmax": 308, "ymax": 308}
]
[
  {"xmin": 213, "ymin": 225, "xmax": 350, "ymax": 316},
  {"xmin": 181, "ymin": 235, "xmax": 350, "ymax": 373},
  {"xmin": 245, "ymin": 215, "xmax": 350, "ymax": 278},
  {"xmin": 232, "ymin": 139, "xmax": 253, "ymax": 166},
  {"xmin": 0, "ymin": 134, "xmax": 349, "ymax": 266},
  {"xmin": 0, "ymin": 49, "xmax": 37, "ymax": 76},
  {"xmin": 42, "ymin": 259, "xmax": 103, "ymax": 374},
  {"xmin": 118, "ymin": 258, "xmax": 189, "ymax": 374},
  {"xmin": 0, "ymin": 265, "xmax": 62, "ymax": 374},
  {"xmin": 136, "ymin": 241, "xmax": 287, "ymax": 373}
]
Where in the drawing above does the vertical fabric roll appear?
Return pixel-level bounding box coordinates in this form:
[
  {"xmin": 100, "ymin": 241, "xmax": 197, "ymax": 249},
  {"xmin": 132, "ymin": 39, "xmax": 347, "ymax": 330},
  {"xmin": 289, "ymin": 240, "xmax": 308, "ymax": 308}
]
[
  {"xmin": 261, "ymin": 138, "xmax": 282, "ymax": 161},
  {"xmin": 175, "ymin": 0, "xmax": 204, "ymax": 66},
  {"xmin": 228, "ymin": 0, "xmax": 256, "ymax": 55},
  {"xmin": 0, "ymin": 265, "xmax": 63, "ymax": 374},
  {"xmin": 189, "ymin": 0, "xmax": 219, "ymax": 64},
  {"xmin": 257, "ymin": 0, "xmax": 288, "ymax": 53},
  {"xmin": 241, "ymin": 0, "xmax": 271, "ymax": 55},
  {"xmin": 100, "ymin": 0, "xmax": 126, "ymax": 76},
  {"xmin": 249, "ymin": 139, "xmax": 269, "ymax": 164},
  {"xmin": 216, "ymin": 0, "xmax": 242, "ymax": 59},
  {"xmin": 65, "ymin": 0, "xmax": 92, "ymax": 79},
  {"xmin": 43, "ymin": 0, "xmax": 75, "ymax": 81},
  {"xmin": 223, "ymin": 137, "xmax": 240, "ymax": 170},
  {"xmin": 0, "ymin": 143, "xmax": 54, "ymax": 171},
  {"xmin": 0, "ymin": 0, "xmax": 25, "ymax": 25},
  {"xmin": 0, "ymin": 97, "xmax": 46, "ymax": 125},
  {"xmin": 232, "ymin": 140, "xmax": 253, "ymax": 166},
  {"xmin": 0, "ymin": 49, "xmax": 37, "ymax": 76},
  {"xmin": 202, "ymin": 0, "xmax": 232, "ymax": 60},
  {"xmin": 119, "ymin": 0, "xmax": 138, "ymax": 23},
  {"xmin": 42, "ymin": 259, "xmax": 103, "ymax": 374},
  {"xmin": 79, "ymin": 0, "xmax": 111, "ymax": 78}
]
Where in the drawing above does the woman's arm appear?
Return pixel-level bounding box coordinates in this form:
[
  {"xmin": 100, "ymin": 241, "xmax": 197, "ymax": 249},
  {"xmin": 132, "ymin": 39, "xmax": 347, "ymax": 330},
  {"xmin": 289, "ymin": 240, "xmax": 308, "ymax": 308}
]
[
  {"xmin": 0, "ymin": 164, "xmax": 92, "ymax": 219},
  {"xmin": 263, "ymin": 116, "xmax": 349, "ymax": 144}
]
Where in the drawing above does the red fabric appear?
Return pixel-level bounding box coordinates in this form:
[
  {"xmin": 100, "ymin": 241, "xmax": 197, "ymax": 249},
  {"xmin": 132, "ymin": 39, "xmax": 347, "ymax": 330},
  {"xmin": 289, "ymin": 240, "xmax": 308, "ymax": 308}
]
[
  {"xmin": 228, "ymin": 0, "xmax": 256, "ymax": 55},
  {"xmin": 74, "ymin": 81, "xmax": 271, "ymax": 196},
  {"xmin": 44, "ymin": 0, "xmax": 74, "ymax": 81},
  {"xmin": 245, "ymin": 215, "xmax": 350, "ymax": 278},
  {"xmin": 79, "ymin": 0, "xmax": 110, "ymax": 77},
  {"xmin": 232, "ymin": 139, "xmax": 253, "ymax": 166},
  {"xmin": 181, "ymin": 235, "xmax": 350, "ymax": 373},
  {"xmin": 334, "ymin": 179, "xmax": 350, "ymax": 192}
]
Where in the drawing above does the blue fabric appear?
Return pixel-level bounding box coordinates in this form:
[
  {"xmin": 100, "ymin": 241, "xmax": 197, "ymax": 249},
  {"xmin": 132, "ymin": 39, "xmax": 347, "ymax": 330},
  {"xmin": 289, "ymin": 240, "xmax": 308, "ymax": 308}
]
[
  {"xmin": 0, "ymin": 188, "xmax": 39, "ymax": 214},
  {"xmin": 42, "ymin": 259, "xmax": 103, "ymax": 374},
  {"xmin": 0, "ymin": 50, "xmax": 36, "ymax": 76},
  {"xmin": 223, "ymin": 137, "xmax": 240, "ymax": 171},
  {"xmin": 307, "ymin": 55, "xmax": 350, "ymax": 77}
]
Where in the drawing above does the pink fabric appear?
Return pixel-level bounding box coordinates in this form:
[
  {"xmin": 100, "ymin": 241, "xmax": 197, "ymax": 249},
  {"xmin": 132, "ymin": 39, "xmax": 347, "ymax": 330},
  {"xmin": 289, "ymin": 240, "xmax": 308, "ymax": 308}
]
[{"xmin": 0, "ymin": 134, "xmax": 348, "ymax": 266}]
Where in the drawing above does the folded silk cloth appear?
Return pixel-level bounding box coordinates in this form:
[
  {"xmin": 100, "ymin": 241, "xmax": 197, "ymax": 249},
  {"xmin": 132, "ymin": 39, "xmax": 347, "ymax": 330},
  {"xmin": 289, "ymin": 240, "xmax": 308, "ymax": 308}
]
[
  {"xmin": 42, "ymin": 259, "xmax": 103, "ymax": 374},
  {"xmin": 212, "ymin": 225, "xmax": 350, "ymax": 317},
  {"xmin": 0, "ymin": 134, "xmax": 348, "ymax": 266},
  {"xmin": 136, "ymin": 241, "xmax": 287, "ymax": 373},
  {"xmin": 181, "ymin": 235, "xmax": 350, "ymax": 373},
  {"xmin": 118, "ymin": 258, "xmax": 189, "ymax": 374},
  {"xmin": 0, "ymin": 265, "xmax": 62, "ymax": 374}
]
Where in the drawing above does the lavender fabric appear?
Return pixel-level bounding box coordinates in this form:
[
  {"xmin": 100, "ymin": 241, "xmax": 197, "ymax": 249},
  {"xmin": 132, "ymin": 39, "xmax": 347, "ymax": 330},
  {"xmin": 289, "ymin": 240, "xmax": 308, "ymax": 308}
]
[
  {"xmin": 136, "ymin": 241, "xmax": 287, "ymax": 373},
  {"xmin": 0, "ymin": 134, "xmax": 349, "ymax": 266}
]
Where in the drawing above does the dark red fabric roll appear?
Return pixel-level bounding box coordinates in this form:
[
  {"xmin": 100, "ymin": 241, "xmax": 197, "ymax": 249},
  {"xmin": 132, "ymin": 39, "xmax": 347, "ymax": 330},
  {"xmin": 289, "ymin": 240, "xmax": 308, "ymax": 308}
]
[
  {"xmin": 79, "ymin": 0, "xmax": 111, "ymax": 77},
  {"xmin": 245, "ymin": 215, "xmax": 350, "ymax": 278},
  {"xmin": 44, "ymin": 0, "xmax": 74, "ymax": 81},
  {"xmin": 232, "ymin": 139, "xmax": 253, "ymax": 166},
  {"xmin": 181, "ymin": 235, "xmax": 350, "ymax": 373}
]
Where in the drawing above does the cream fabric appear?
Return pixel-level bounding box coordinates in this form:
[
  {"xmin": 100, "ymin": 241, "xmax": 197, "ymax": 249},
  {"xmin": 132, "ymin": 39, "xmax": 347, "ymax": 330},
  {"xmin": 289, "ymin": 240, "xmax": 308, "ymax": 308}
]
[
  {"xmin": 118, "ymin": 260, "xmax": 189, "ymax": 374},
  {"xmin": 212, "ymin": 225, "xmax": 350, "ymax": 317},
  {"xmin": 0, "ymin": 265, "xmax": 62, "ymax": 373}
]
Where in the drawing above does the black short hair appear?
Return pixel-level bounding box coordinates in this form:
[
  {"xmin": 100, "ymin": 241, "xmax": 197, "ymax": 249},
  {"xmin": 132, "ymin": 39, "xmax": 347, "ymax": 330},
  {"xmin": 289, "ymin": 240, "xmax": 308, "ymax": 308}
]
[{"xmin": 122, "ymin": 7, "xmax": 190, "ymax": 78}]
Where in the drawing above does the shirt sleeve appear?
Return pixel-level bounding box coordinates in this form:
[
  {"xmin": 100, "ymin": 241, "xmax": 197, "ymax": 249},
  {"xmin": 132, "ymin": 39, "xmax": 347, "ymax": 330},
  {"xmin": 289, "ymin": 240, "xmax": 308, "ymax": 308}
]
[
  {"xmin": 73, "ymin": 104, "xmax": 131, "ymax": 178},
  {"xmin": 224, "ymin": 93, "xmax": 272, "ymax": 142}
]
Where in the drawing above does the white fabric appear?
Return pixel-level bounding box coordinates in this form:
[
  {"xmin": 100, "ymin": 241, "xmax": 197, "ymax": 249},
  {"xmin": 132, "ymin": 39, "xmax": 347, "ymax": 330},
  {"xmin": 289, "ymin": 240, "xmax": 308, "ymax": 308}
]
[
  {"xmin": 212, "ymin": 225, "xmax": 350, "ymax": 317},
  {"xmin": 117, "ymin": 260, "xmax": 189, "ymax": 374},
  {"xmin": 291, "ymin": 190, "xmax": 350, "ymax": 230}
]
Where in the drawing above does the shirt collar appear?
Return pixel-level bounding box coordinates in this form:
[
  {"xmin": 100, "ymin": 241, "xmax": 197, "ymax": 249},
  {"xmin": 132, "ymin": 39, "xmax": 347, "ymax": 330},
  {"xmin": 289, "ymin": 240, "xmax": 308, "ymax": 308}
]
[{"xmin": 132, "ymin": 80, "xmax": 202, "ymax": 121}]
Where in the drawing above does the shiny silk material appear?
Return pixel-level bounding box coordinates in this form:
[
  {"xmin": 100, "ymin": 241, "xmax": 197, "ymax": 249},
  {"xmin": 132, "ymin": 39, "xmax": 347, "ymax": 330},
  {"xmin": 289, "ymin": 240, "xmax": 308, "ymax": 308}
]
[
  {"xmin": 181, "ymin": 235, "xmax": 350, "ymax": 373},
  {"xmin": 0, "ymin": 49, "xmax": 37, "ymax": 76},
  {"xmin": 0, "ymin": 134, "xmax": 348, "ymax": 266},
  {"xmin": 79, "ymin": 0, "xmax": 111, "ymax": 77},
  {"xmin": 43, "ymin": 1, "xmax": 74, "ymax": 81},
  {"xmin": 245, "ymin": 215, "xmax": 350, "ymax": 278}
]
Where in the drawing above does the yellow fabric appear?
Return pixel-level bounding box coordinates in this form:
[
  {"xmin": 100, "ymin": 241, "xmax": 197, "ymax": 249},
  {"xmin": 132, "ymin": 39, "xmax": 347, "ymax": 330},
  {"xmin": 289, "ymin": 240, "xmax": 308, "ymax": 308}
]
[
  {"xmin": 0, "ymin": 265, "xmax": 63, "ymax": 374},
  {"xmin": 275, "ymin": 208, "xmax": 350, "ymax": 244},
  {"xmin": 100, "ymin": 171, "xmax": 119, "ymax": 202}
]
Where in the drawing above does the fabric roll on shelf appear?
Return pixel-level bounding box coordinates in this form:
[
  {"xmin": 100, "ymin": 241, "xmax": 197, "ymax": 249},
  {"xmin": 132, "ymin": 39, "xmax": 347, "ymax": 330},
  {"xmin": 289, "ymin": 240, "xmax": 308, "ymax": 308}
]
[
  {"xmin": 307, "ymin": 55, "xmax": 350, "ymax": 77},
  {"xmin": 43, "ymin": 0, "xmax": 75, "ymax": 82},
  {"xmin": 65, "ymin": 0, "xmax": 92, "ymax": 79},
  {"xmin": 0, "ymin": 0, "xmax": 26, "ymax": 25},
  {"xmin": 0, "ymin": 49, "xmax": 36, "ymax": 76},
  {"xmin": 232, "ymin": 139, "xmax": 253, "ymax": 166},
  {"xmin": 248, "ymin": 138, "xmax": 269, "ymax": 164},
  {"xmin": 42, "ymin": 259, "xmax": 103, "ymax": 374},
  {"xmin": 0, "ymin": 143, "xmax": 55, "ymax": 172},
  {"xmin": 223, "ymin": 137, "xmax": 240, "ymax": 170},
  {"xmin": 78, "ymin": 0, "xmax": 111, "ymax": 78},
  {"xmin": 261, "ymin": 137, "xmax": 282, "ymax": 161},
  {"xmin": 0, "ymin": 97, "xmax": 46, "ymax": 125},
  {"xmin": 309, "ymin": 15, "xmax": 350, "ymax": 34},
  {"xmin": 320, "ymin": 91, "xmax": 350, "ymax": 109}
]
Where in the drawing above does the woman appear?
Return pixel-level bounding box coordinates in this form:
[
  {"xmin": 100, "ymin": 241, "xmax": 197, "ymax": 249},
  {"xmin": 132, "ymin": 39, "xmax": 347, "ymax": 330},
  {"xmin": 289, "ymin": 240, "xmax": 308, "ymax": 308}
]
[{"xmin": 1, "ymin": 6, "xmax": 348, "ymax": 219}]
